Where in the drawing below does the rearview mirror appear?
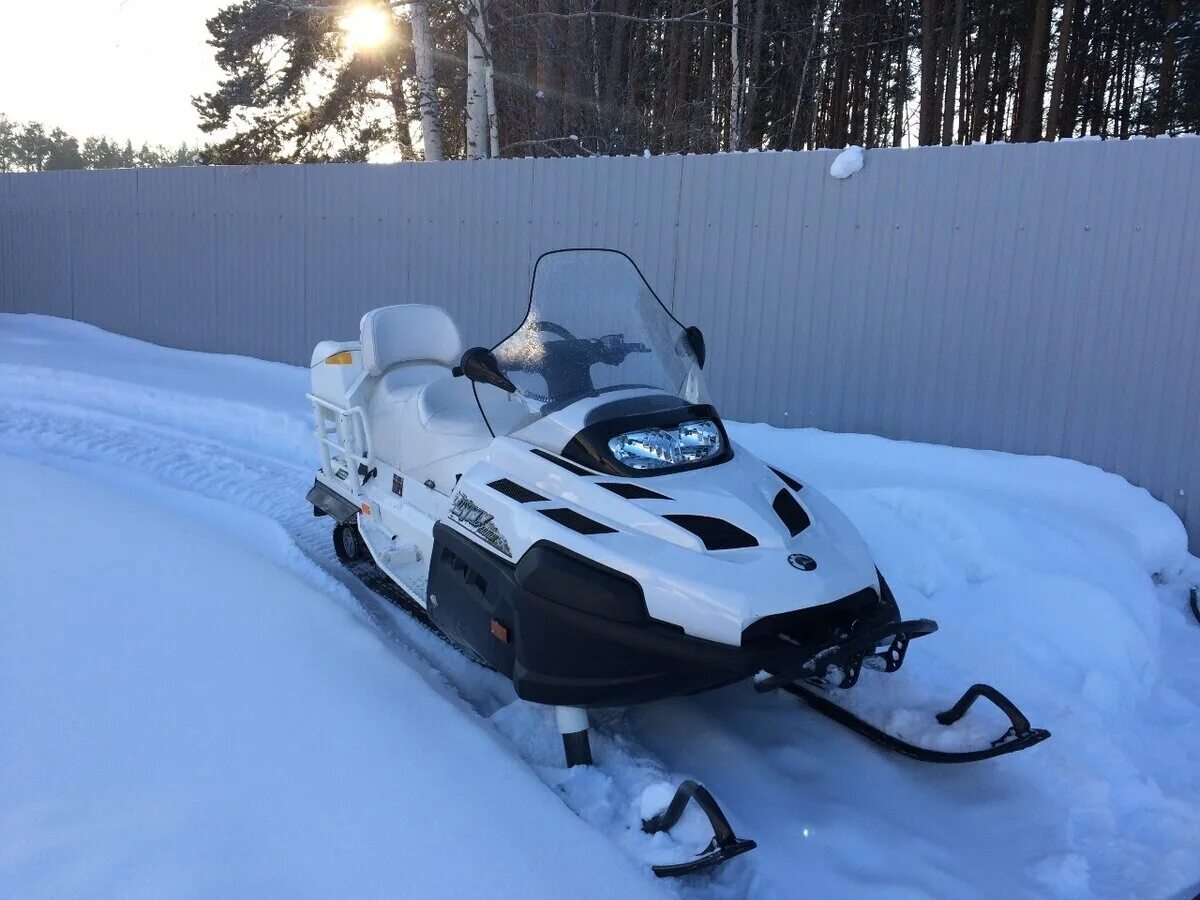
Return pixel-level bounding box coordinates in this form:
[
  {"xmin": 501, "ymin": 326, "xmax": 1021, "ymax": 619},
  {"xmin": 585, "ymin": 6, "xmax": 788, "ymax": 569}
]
[
  {"xmin": 458, "ymin": 347, "xmax": 516, "ymax": 393},
  {"xmin": 685, "ymin": 326, "xmax": 706, "ymax": 369}
]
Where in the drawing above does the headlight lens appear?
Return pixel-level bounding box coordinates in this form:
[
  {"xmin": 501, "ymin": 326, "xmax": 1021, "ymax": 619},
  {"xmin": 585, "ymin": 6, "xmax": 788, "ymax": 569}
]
[{"xmin": 608, "ymin": 419, "xmax": 722, "ymax": 470}]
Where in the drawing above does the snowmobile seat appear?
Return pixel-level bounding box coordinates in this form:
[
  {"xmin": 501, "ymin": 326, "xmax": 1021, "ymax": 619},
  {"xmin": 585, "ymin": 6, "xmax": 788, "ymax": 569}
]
[
  {"xmin": 417, "ymin": 375, "xmax": 535, "ymax": 438},
  {"xmin": 359, "ymin": 304, "xmax": 462, "ymax": 470},
  {"xmin": 359, "ymin": 304, "xmax": 462, "ymax": 377},
  {"xmin": 368, "ymin": 374, "xmax": 535, "ymax": 482},
  {"xmin": 357, "ymin": 304, "xmax": 535, "ymax": 475}
]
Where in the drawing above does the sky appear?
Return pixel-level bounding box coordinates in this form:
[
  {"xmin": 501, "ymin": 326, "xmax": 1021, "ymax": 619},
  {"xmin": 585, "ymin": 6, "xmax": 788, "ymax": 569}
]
[{"xmin": 0, "ymin": 0, "xmax": 226, "ymax": 148}]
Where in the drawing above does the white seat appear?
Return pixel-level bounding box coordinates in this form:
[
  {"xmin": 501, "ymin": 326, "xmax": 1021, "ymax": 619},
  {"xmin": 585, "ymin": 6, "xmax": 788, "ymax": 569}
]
[
  {"xmin": 418, "ymin": 377, "xmax": 533, "ymax": 438},
  {"xmin": 367, "ymin": 365, "xmax": 454, "ymax": 468},
  {"xmin": 360, "ymin": 304, "xmax": 462, "ymax": 376},
  {"xmin": 360, "ymin": 305, "xmax": 463, "ymax": 469},
  {"xmin": 356, "ymin": 304, "xmax": 536, "ymax": 480}
]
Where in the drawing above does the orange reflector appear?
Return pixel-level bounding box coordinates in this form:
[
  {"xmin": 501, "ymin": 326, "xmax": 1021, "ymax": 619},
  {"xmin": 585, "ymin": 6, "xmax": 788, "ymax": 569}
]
[
  {"xmin": 490, "ymin": 619, "xmax": 510, "ymax": 643},
  {"xmin": 325, "ymin": 350, "xmax": 354, "ymax": 365},
  {"xmin": 360, "ymin": 503, "xmax": 371, "ymax": 517}
]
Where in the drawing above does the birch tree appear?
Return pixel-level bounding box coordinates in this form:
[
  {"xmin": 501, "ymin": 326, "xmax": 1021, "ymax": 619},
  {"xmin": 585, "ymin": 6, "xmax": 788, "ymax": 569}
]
[
  {"xmin": 411, "ymin": 1, "xmax": 446, "ymax": 160},
  {"xmin": 465, "ymin": 0, "xmax": 490, "ymax": 158}
]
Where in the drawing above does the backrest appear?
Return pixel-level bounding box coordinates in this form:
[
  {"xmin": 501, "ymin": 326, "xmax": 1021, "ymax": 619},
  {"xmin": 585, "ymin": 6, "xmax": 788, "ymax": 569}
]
[{"xmin": 359, "ymin": 304, "xmax": 463, "ymax": 377}]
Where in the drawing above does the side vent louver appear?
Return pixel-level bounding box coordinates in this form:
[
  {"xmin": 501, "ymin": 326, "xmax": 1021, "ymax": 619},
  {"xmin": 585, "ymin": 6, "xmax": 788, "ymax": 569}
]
[
  {"xmin": 663, "ymin": 514, "xmax": 758, "ymax": 551},
  {"xmin": 598, "ymin": 482, "xmax": 672, "ymax": 501},
  {"xmin": 772, "ymin": 489, "xmax": 811, "ymax": 537},
  {"xmin": 531, "ymin": 448, "xmax": 594, "ymax": 477},
  {"xmin": 769, "ymin": 466, "xmax": 804, "ymax": 492},
  {"xmin": 540, "ymin": 508, "xmax": 617, "ymax": 535},
  {"xmin": 488, "ymin": 478, "xmax": 547, "ymax": 504}
]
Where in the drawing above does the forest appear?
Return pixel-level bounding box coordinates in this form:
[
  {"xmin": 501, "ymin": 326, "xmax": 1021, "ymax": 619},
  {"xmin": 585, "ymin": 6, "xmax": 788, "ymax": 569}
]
[
  {"xmin": 0, "ymin": 115, "xmax": 197, "ymax": 172},
  {"xmin": 195, "ymin": 0, "xmax": 1198, "ymax": 163}
]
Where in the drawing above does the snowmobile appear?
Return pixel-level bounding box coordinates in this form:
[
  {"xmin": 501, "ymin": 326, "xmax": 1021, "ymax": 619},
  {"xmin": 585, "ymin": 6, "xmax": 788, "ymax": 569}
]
[{"xmin": 306, "ymin": 248, "xmax": 1050, "ymax": 877}]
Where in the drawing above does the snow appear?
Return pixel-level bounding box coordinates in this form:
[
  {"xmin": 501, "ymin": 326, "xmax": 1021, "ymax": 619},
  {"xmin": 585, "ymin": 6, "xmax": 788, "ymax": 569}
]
[
  {"xmin": 2, "ymin": 313, "xmax": 1199, "ymax": 900},
  {"xmin": 830, "ymin": 145, "xmax": 864, "ymax": 179},
  {"xmin": 0, "ymin": 460, "xmax": 666, "ymax": 899}
]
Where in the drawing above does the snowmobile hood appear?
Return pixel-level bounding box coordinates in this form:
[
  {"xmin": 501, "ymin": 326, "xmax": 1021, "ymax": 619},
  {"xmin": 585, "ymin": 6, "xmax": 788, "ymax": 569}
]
[{"xmin": 454, "ymin": 436, "xmax": 880, "ymax": 646}]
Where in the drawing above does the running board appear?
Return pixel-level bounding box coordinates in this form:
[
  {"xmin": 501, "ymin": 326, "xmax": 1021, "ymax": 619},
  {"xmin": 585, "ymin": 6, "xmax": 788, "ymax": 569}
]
[
  {"xmin": 642, "ymin": 780, "xmax": 757, "ymax": 877},
  {"xmin": 781, "ymin": 681, "xmax": 1051, "ymax": 764}
]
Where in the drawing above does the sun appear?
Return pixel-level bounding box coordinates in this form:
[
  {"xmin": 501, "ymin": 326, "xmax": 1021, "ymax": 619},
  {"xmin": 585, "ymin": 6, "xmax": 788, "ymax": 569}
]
[{"xmin": 339, "ymin": 6, "xmax": 393, "ymax": 52}]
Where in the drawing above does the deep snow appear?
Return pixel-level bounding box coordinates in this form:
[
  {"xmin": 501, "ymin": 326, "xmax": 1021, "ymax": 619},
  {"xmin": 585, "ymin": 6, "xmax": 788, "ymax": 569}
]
[
  {"xmin": 0, "ymin": 456, "xmax": 666, "ymax": 900},
  {"xmin": 1, "ymin": 314, "xmax": 1198, "ymax": 899}
]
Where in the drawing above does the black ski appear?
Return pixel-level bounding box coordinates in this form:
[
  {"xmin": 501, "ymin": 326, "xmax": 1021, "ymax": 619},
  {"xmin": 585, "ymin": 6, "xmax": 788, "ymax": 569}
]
[
  {"xmin": 1190, "ymin": 586, "xmax": 1199, "ymax": 625},
  {"xmin": 642, "ymin": 780, "xmax": 757, "ymax": 877},
  {"xmin": 781, "ymin": 681, "xmax": 1051, "ymax": 763}
]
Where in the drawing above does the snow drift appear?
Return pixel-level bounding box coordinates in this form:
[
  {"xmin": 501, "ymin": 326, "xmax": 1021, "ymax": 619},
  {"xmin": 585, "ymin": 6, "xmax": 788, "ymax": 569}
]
[{"xmin": 0, "ymin": 454, "xmax": 666, "ymax": 900}]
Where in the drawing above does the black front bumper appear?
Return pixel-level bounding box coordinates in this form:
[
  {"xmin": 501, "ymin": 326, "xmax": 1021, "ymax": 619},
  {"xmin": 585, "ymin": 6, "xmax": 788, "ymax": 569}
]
[{"xmin": 427, "ymin": 521, "xmax": 909, "ymax": 708}]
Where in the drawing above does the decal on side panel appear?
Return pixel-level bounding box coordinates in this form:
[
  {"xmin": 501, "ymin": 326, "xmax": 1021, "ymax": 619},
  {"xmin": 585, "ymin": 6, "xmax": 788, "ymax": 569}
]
[{"xmin": 449, "ymin": 493, "xmax": 512, "ymax": 558}]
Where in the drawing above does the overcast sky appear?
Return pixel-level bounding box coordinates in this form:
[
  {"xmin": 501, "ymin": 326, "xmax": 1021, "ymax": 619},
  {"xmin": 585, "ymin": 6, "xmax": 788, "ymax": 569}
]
[{"xmin": 0, "ymin": 0, "xmax": 226, "ymax": 147}]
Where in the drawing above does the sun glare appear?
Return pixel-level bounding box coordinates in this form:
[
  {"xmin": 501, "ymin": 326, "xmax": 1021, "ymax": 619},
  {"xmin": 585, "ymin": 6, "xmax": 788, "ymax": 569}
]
[{"xmin": 339, "ymin": 6, "xmax": 392, "ymax": 52}]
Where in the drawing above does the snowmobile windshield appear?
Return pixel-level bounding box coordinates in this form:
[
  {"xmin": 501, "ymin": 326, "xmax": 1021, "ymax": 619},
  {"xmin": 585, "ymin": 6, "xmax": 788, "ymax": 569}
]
[{"xmin": 481, "ymin": 249, "xmax": 708, "ymax": 434}]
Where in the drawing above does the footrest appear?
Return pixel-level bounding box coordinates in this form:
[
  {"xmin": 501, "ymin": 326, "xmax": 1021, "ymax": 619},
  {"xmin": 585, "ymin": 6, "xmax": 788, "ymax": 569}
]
[{"xmin": 642, "ymin": 780, "xmax": 757, "ymax": 877}]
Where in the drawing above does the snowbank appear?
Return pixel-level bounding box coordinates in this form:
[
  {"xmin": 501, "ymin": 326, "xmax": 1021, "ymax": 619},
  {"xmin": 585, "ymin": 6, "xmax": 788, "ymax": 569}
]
[
  {"xmin": 0, "ymin": 454, "xmax": 665, "ymax": 900},
  {"xmin": 2, "ymin": 313, "xmax": 1198, "ymax": 899}
]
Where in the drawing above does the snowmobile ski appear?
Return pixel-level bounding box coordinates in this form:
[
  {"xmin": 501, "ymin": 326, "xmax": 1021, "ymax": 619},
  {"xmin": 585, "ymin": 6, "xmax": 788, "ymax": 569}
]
[
  {"xmin": 1190, "ymin": 586, "xmax": 1199, "ymax": 625},
  {"xmin": 642, "ymin": 780, "xmax": 757, "ymax": 878},
  {"xmin": 780, "ymin": 680, "xmax": 1051, "ymax": 763}
]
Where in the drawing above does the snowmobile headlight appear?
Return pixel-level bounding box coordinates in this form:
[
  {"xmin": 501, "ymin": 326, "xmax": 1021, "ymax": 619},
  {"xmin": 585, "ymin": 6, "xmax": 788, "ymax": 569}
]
[{"xmin": 608, "ymin": 419, "xmax": 722, "ymax": 470}]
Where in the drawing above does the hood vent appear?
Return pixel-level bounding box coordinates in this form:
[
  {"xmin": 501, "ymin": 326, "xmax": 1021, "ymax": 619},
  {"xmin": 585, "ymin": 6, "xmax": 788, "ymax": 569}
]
[
  {"xmin": 772, "ymin": 489, "xmax": 812, "ymax": 537},
  {"xmin": 663, "ymin": 514, "xmax": 758, "ymax": 551},
  {"xmin": 531, "ymin": 447, "xmax": 595, "ymax": 477},
  {"xmin": 769, "ymin": 466, "xmax": 804, "ymax": 492},
  {"xmin": 488, "ymin": 478, "xmax": 547, "ymax": 504},
  {"xmin": 599, "ymin": 482, "xmax": 672, "ymax": 501},
  {"xmin": 540, "ymin": 507, "xmax": 617, "ymax": 535}
]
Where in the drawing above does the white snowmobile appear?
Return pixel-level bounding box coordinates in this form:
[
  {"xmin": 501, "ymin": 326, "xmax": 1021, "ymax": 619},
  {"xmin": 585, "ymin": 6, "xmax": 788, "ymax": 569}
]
[{"xmin": 306, "ymin": 248, "xmax": 1049, "ymax": 876}]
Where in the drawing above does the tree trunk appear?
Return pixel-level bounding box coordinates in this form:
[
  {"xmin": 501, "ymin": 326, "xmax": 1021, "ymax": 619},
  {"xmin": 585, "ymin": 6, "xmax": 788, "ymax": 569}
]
[
  {"xmin": 466, "ymin": 0, "xmax": 489, "ymax": 159},
  {"xmin": 1153, "ymin": 0, "xmax": 1182, "ymax": 135},
  {"xmin": 730, "ymin": 0, "xmax": 742, "ymax": 150},
  {"xmin": 1058, "ymin": 0, "xmax": 1090, "ymax": 136},
  {"xmin": 941, "ymin": 0, "xmax": 966, "ymax": 145},
  {"xmin": 740, "ymin": 0, "xmax": 768, "ymax": 149},
  {"xmin": 1017, "ymin": 0, "xmax": 1053, "ymax": 141},
  {"xmin": 894, "ymin": 2, "xmax": 907, "ymax": 147},
  {"xmin": 481, "ymin": 0, "xmax": 500, "ymax": 157},
  {"xmin": 698, "ymin": 19, "xmax": 716, "ymax": 150},
  {"xmin": 1045, "ymin": 0, "xmax": 1076, "ymax": 140},
  {"xmin": 603, "ymin": 0, "xmax": 631, "ymax": 111},
  {"xmin": 919, "ymin": 0, "xmax": 940, "ymax": 144},
  {"xmin": 410, "ymin": 1, "xmax": 444, "ymax": 161},
  {"xmin": 535, "ymin": 0, "xmax": 562, "ymax": 146}
]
